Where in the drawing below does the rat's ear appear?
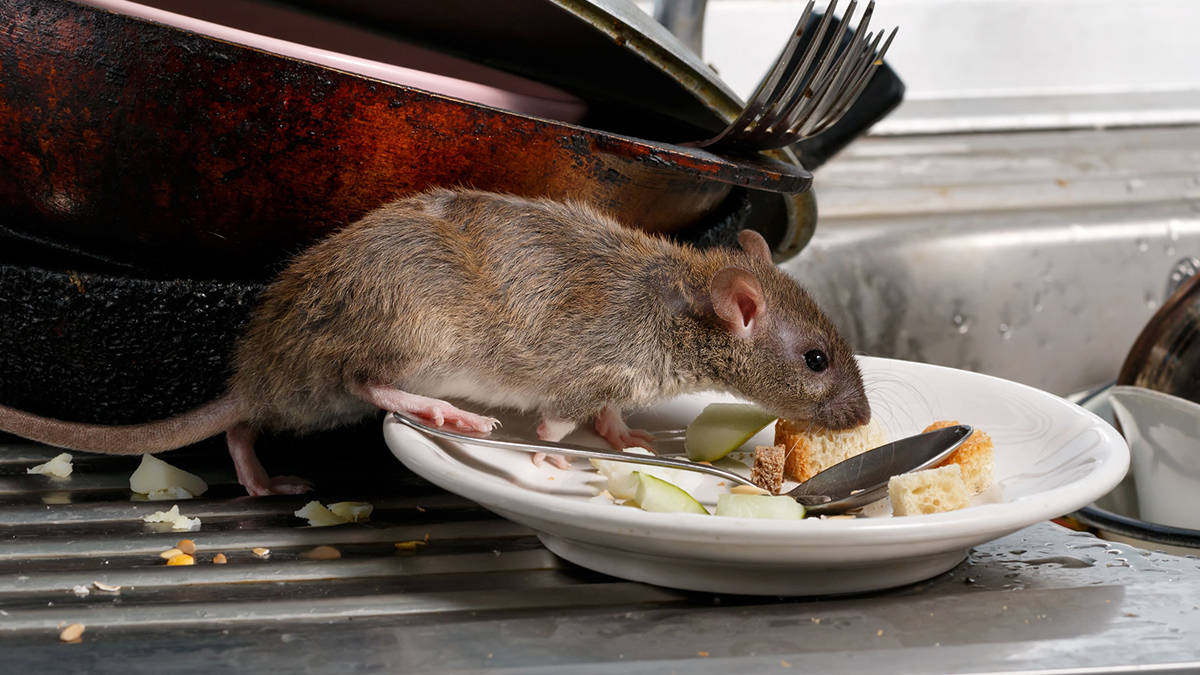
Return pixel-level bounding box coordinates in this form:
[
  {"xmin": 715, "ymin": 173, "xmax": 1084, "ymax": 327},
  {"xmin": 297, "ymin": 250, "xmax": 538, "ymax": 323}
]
[
  {"xmin": 738, "ymin": 230, "xmax": 773, "ymax": 264},
  {"xmin": 711, "ymin": 266, "xmax": 765, "ymax": 338}
]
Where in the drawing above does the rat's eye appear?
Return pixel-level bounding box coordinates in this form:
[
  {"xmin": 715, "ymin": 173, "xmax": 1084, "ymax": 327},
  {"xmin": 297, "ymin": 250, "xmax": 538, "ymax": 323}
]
[{"xmin": 804, "ymin": 350, "xmax": 828, "ymax": 372}]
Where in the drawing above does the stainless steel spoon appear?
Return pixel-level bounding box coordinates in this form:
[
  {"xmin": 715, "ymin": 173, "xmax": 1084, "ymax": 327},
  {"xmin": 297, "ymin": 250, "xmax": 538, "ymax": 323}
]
[{"xmin": 393, "ymin": 412, "xmax": 973, "ymax": 515}]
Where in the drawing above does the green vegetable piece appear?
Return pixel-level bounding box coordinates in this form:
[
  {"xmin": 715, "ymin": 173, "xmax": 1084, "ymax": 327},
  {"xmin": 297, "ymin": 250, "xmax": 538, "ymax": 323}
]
[
  {"xmin": 633, "ymin": 472, "xmax": 709, "ymax": 515},
  {"xmin": 685, "ymin": 403, "xmax": 778, "ymax": 462},
  {"xmin": 715, "ymin": 493, "xmax": 806, "ymax": 519}
]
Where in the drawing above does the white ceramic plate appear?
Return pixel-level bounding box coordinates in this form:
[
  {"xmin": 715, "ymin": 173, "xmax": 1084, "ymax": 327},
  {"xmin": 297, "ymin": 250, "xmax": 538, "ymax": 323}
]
[{"xmin": 384, "ymin": 357, "xmax": 1129, "ymax": 596}]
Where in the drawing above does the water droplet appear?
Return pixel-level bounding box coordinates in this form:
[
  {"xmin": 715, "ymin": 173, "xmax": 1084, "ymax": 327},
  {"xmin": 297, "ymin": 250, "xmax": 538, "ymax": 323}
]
[
  {"xmin": 1127, "ymin": 178, "xmax": 1146, "ymax": 193},
  {"xmin": 1167, "ymin": 245, "xmax": 1177, "ymax": 256},
  {"xmin": 998, "ymin": 323, "xmax": 1013, "ymax": 340},
  {"xmin": 1146, "ymin": 291, "xmax": 1159, "ymax": 310},
  {"xmin": 953, "ymin": 314, "xmax": 973, "ymax": 334},
  {"xmin": 1137, "ymin": 238, "xmax": 1150, "ymax": 252}
]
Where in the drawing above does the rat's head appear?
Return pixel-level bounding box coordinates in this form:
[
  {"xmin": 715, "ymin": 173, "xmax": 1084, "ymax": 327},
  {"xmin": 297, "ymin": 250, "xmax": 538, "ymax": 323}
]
[{"xmin": 704, "ymin": 231, "xmax": 869, "ymax": 430}]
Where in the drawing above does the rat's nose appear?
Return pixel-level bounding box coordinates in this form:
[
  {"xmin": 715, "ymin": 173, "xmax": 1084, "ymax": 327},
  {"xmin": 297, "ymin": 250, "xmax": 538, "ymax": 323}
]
[{"xmin": 816, "ymin": 393, "xmax": 871, "ymax": 430}]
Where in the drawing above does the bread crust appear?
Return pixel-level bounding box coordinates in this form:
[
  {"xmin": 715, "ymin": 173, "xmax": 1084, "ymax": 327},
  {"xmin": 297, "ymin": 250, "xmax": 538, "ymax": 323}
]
[
  {"xmin": 924, "ymin": 420, "xmax": 994, "ymax": 495},
  {"xmin": 751, "ymin": 444, "xmax": 786, "ymax": 494}
]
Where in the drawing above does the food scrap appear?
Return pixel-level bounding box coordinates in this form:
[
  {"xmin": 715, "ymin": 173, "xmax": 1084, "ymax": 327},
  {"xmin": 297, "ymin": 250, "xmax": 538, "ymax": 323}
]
[
  {"xmin": 925, "ymin": 420, "xmax": 994, "ymax": 495},
  {"xmin": 166, "ymin": 553, "xmax": 195, "ymax": 566},
  {"xmin": 395, "ymin": 540, "xmax": 427, "ymax": 551},
  {"xmin": 213, "ymin": 554, "xmax": 228, "ymax": 565},
  {"xmin": 301, "ymin": 545, "xmax": 342, "ymax": 560},
  {"xmin": 888, "ymin": 464, "xmax": 971, "ymax": 516},
  {"xmin": 129, "ymin": 454, "xmax": 208, "ymax": 499},
  {"xmin": 750, "ymin": 444, "xmax": 785, "ymax": 494},
  {"xmin": 175, "ymin": 539, "xmax": 197, "ymax": 555},
  {"xmin": 71, "ymin": 585, "xmax": 89, "ymax": 597},
  {"xmin": 93, "ymin": 582, "xmax": 120, "ymax": 593},
  {"xmin": 251, "ymin": 547, "xmax": 270, "ymax": 559},
  {"xmin": 58, "ymin": 623, "xmax": 85, "ymax": 643},
  {"xmin": 28, "ymin": 453, "xmax": 73, "ymax": 478},
  {"xmin": 294, "ymin": 500, "xmax": 373, "ymax": 526},
  {"xmin": 159, "ymin": 548, "xmax": 183, "ymax": 559},
  {"xmin": 142, "ymin": 505, "xmax": 200, "ymax": 531}
]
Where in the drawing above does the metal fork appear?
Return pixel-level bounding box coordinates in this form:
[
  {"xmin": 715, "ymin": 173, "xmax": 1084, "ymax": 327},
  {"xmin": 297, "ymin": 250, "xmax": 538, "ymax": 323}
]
[{"xmin": 694, "ymin": 0, "xmax": 897, "ymax": 153}]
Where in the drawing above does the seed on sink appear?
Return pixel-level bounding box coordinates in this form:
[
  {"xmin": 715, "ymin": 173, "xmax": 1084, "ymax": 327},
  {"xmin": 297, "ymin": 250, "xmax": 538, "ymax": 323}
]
[
  {"xmin": 301, "ymin": 545, "xmax": 341, "ymax": 560},
  {"xmin": 59, "ymin": 623, "xmax": 85, "ymax": 642},
  {"xmin": 175, "ymin": 539, "xmax": 197, "ymax": 555},
  {"xmin": 159, "ymin": 548, "xmax": 183, "ymax": 559},
  {"xmin": 212, "ymin": 554, "xmax": 228, "ymax": 565},
  {"xmin": 251, "ymin": 547, "xmax": 270, "ymax": 559},
  {"xmin": 166, "ymin": 554, "xmax": 194, "ymax": 566}
]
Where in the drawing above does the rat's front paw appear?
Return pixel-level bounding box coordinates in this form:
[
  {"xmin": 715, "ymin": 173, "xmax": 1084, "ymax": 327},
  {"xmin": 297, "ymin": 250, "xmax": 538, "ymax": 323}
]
[
  {"xmin": 594, "ymin": 408, "xmax": 655, "ymax": 451},
  {"xmin": 531, "ymin": 452, "xmax": 572, "ymax": 470}
]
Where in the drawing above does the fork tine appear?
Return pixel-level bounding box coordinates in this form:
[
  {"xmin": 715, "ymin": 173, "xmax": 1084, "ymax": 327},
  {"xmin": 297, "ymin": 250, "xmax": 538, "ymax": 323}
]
[
  {"xmin": 781, "ymin": 1, "xmax": 875, "ymax": 138},
  {"xmin": 803, "ymin": 25, "xmax": 895, "ymax": 136},
  {"xmin": 693, "ymin": 1, "xmax": 816, "ymax": 148},
  {"xmin": 751, "ymin": 0, "xmax": 852, "ymax": 135},
  {"xmin": 796, "ymin": 21, "xmax": 882, "ymax": 136}
]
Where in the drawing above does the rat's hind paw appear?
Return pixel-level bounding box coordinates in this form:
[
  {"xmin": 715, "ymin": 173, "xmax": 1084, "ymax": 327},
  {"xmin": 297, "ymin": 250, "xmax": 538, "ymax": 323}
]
[
  {"xmin": 244, "ymin": 475, "xmax": 313, "ymax": 497},
  {"xmin": 351, "ymin": 383, "xmax": 497, "ymax": 433}
]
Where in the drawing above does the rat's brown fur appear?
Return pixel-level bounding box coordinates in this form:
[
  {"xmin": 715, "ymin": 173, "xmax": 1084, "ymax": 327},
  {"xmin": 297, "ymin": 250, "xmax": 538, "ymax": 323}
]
[{"xmin": 0, "ymin": 189, "xmax": 868, "ymax": 494}]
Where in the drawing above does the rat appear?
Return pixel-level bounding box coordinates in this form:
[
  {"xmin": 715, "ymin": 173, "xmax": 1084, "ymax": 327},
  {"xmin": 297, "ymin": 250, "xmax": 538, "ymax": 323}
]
[{"xmin": 0, "ymin": 188, "xmax": 870, "ymax": 496}]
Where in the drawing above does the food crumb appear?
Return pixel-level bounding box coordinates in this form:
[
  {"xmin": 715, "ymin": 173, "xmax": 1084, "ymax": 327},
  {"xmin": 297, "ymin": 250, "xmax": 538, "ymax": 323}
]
[
  {"xmin": 28, "ymin": 453, "xmax": 73, "ymax": 478},
  {"xmin": 781, "ymin": 660, "xmax": 792, "ymax": 668},
  {"xmin": 395, "ymin": 540, "xmax": 427, "ymax": 551},
  {"xmin": 166, "ymin": 554, "xmax": 194, "ymax": 566},
  {"xmin": 93, "ymin": 582, "xmax": 120, "ymax": 593},
  {"xmin": 416, "ymin": 507, "xmax": 426, "ymax": 513},
  {"xmin": 876, "ymin": 629, "xmax": 883, "ymax": 636},
  {"xmin": 71, "ymin": 585, "xmax": 89, "ymax": 597},
  {"xmin": 59, "ymin": 623, "xmax": 85, "ymax": 642},
  {"xmin": 142, "ymin": 505, "xmax": 200, "ymax": 531},
  {"xmin": 811, "ymin": 618, "xmax": 820, "ymax": 624},
  {"xmin": 176, "ymin": 539, "xmax": 197, "ymax": 555},
  {"xmin": 159, "ymin": 548, "xmax": 183, "ymax": 560},
  {"xmin": 301, "ymin": 545, "xmax": 341, "ymax": 560},
  {"xmin": 697, "ymin": 651, "xmax": 709, "ymax": 657},
  {"xmin": 252, "ymin": 547, "xmax": 270, "ymax": 559},
  {"xmin": 213, "ymin": 554, "xmax": 228, "ymax": 565}
]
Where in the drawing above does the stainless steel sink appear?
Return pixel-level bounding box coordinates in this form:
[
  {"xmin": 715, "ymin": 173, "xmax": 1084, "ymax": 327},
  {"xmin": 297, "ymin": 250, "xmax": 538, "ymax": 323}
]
[{"xmin": 784, "ymin": 125, "xmax": 1200, "ymax": 396}]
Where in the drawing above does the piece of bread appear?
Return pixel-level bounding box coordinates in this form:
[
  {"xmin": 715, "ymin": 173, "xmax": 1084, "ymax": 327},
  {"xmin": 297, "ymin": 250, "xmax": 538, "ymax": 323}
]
[
  {"xmin": 774, "ymin": 417, "xmax": 889, "ymax": 483},
  {"xmin": 924, "ymin": 420, "xmax": 994, "ymax": 495},
  {"xmin": 750, "ymin": 444, "xmax": 786, "ymax": 495},
  {"xmin": 888, "ymin": 464, "xmax": 971, "ymax": 516}
]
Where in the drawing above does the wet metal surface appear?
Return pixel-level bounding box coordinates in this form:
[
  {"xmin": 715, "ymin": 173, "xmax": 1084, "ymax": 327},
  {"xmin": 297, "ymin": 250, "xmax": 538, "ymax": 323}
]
[
  {"xmin": 3, "ymin": 437, "xmax": 1200, "ymax": 673},
  {"xmin": 789, "ymin": 125, "xmax": 1200, "ymax": 396}
]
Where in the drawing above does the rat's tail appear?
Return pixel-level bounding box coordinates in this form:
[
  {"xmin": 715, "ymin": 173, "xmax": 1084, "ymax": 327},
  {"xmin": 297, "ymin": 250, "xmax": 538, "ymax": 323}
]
[{"xmin": 0, "ymin": 394, "xmax": 243, "ymax": 455}]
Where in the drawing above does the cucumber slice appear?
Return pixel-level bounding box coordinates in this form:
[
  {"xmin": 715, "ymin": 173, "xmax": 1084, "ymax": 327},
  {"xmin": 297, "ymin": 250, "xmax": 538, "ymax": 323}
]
[
  {"xmin": 685, "ymin": 403, "xmax": 778, "ymax": 462},
  {"xmin": 591, "ymin": 449, "xmax": 705, "ymax": 500},
  {"xmin": 715, "ymin": 493, "xmax": 806, "ymax": 519},
  {"xmin": 632, "ymin": 472, "xmax": 710, "ymax": 515}
]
